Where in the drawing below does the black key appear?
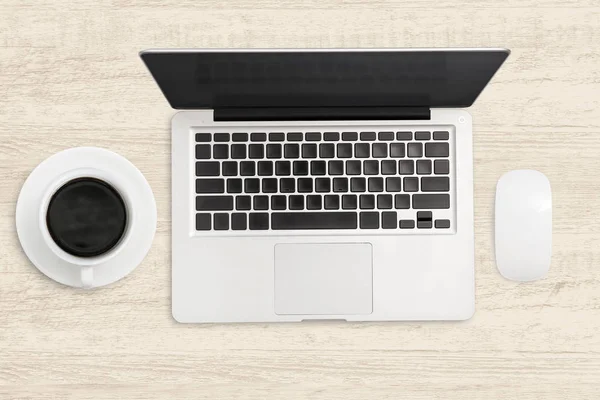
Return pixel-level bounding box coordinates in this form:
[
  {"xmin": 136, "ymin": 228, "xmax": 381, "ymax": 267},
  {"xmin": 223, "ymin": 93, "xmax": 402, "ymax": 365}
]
[
  {"xmin": 227, "ymin": 178, "xmax": 243, "ymax": 193},
  {"xmin": 196, "ymin": 196, "xmax": 233, "ymax": 211},
  {"xmin": 262, "ymin": 178, "xmax": 278, "ymax": 193},
  {"xmin": 434, "ymin": 159, "xmax": 450, "ymax": 175},
  {"xmin": 251, "ymin": 132, "xmax": 266, "ymax": 142},
  {"xmin": 421, "ymin": 177, "xmax": 450, "ymax": 192},
  {"xmin": 275, "ymin": 161, "xmax": 292, "ymax": 176},
  {"xmin": 396, "ymin": 131, "xmax": 412, "ymax": 141},
  {"xmin": 214, "ymin": 213, "xmax": 229, "ymax": 231},
  {"xmin": 275, "ymin": 161, "xmax": 291, "ymax": 176},
  {"xmin": 284, "ymin": 144, "xmax": 300, "ymax": 158},
  {"xmin": 315, "ymin": 177, "xmax": 330, "ymax": 193},
  {"xmin": 386, "ymin": 177, "xmax": 402, "ymax": 192},
  {"xmin": 408, "ymin": 143, "xmax": 423, "ymax": 158},
  {"xmin": 269, "ymin": 132, "xmax": 285, "ymax": 141},
  {"xmin": 417, "ymin": 211, "xmax": 433, "ymax": 229},
  {"xmin": 351, "ymin": 177, "xmax": 366, "ymax": 192},
  {"xmin": 368, "ymin": 177, "xmax": 384, "ymax": 192},
  {"xmin": 342, "ymin": 132, "xmax": 358, "ymax": 141},
  {"xmin": 360, "ymin": 131, "xmax": 376, "ymax": 141},
  {"xmin": 214, "ymin": 133, "xmax": 230, "ymax": 142},
  {"xmin": 249, "ymin": 213, "xmax": 269, "ymax": 230},
  {"xmin": 394, "ymin": 194, "xmax": 410, "ymax": 209},
  {"xmin": 364, "ymin": 160, "xmax": 379, "ymax": 175},
  {"xmin": 333, "ymin": 177, "xmax": 348, "ymax": 193},
  {"xmin": 232, "ymin": 132, "xmax": 248, "ymax": 142},
  {"xmin": 287, "ymin": 132, "xmax": 303, "ymax": 141},
  {"xmin": 240, "ymin": 161, "xmax": 256, "ymax": 176},
  {"xmin": 399, "ymin": 160, "xmax": 414, "ymax": 175},
  {"xmin": 298, "ymin": 178, "xmax": 313, "ymax": 193},
  {"xmin": 258, "ymin": 160, "xmax": 273, "ymax": 176},
  {"xmin": 372, "ymin": 143, "xmax": 387, "ymax": 158},
  {"xmin": 266, "ymin": 144, "xmax": 282, "ymax": 159},
  {"xmin": 355, "ymin": 143, "xmax": 370, "ymax": 158},
  {"xmin": 196, "ymin": 178, "xmax": 225, "ymax": 194},
  {"xmin": 289, "ymin": 195, "xmax": 304, "ymax": 210},
  {"xmin": 236, "ymin": 195, "xmax": 252, "ymax": 210},
  {"xmin": 342, "ymin": 194, "xmax": 357, "ymax": 209},
  {"xmin": 417, "ymin": 159, "xmax": 432, "ymax": 175},
  {"xmin": 360, "ymin": 212, "xmax": 379, "ymax": 229},
  {"xmin": 413, "ymin": 194, "xmax": 450, "ymax": 209},
  {"xmin": 196, "ymin": 161, "xmax": 220, "ymax": 176},
  {"xmin": 280, "ymin": 178, "xmax": 295, "ymax": 193},
  {"xmin": 390, "ymin": 143, "xmax": 405, "ymax": 158},
  {"xmin": 404, "ymin": 177, "xmax": 419, "ymax": 192},
  {"xmin": 272, "ymin": 212, "xmax": 357, "ymax": 230},
  {"xmin": 311, "ymin": 160, "xmax": 326, "ymax": 176},
  {"xmin": 379, "ymin": 131, "xmax": 394, "ymax": 141},
  {"xmin": 324, "ymin": 194, "xmax": 340, "ymax": 210},
  {"xmin": 293, "ymin": 161, "xmax": 309, "ymax": 176},
  {"xmin": 244, "ymin": 178, "xmax": 260, "ymax": 193},
  {"xmin": 195, "ymin": 144, "xmax": 211, "ymax": 159},
  {"xmin": 231, "ymin": 213, "xmax": 247, "ymax": 230},
  {"xmin": 319, "ymin": 143, "xmax": 335, "ymax": 158},
  {"xmin": 377, "ymin": 194, "xmax": 393, "ymax": 209},
  {"xmin": 231, "ymin": 144, "xmax": 246, "ymax": 159},
  {"xmin": 400, "ymin": 220, "xmax": 415, "ymax": 229},
  {"xmin": 435, "ymin": 219, "xmax": 451, "ymax": 229},
  {"xmin": 415, "ymin": 131, "xmax": 431, "ymax": 140},
  {"xmin": 196, "ymin": 133, "xmax": 211, "ymax": 142},
  {"xmin": 271, "ymin": 195, "xmax": 287, "ymax": 210},
  {"xmin": 307, "ymin": 195, "xmax": 322, "ymax": 210},
  {"xmin": 306, "ymin": 132, "xmax": 321, "ymax": 141},
  {"xmin": 213, "ymin": 144, "xmax": 229, "ymax": 159},
  {"xmin": 425, "ymin": 143, "xmax": 450, "ymax": 158},
  {"xmin": 346, "ymin": 160, "xmax": 361, "ymax": 175},
  {"xmin": 196, "ymin": 213, "xmax": 211, "ymax": 230},
  {"xmin": 328, "ymin": 160, "xmax": 344, "ymax": 175},
  {"xmin": 253, "ymin": 196, "xmax": 269, "ymax": 210},
  {"xmin": 302, "ymin": 144, "xmax": 317, "ymax": 158},
  {"xmin": 337, "ymin": 143, "xmax": 352, "ymax": 158},
  {"xmin": 249, "ymin": 144, "xmax": 264, "ymax": 159},
  {"xmin": 360, "ymin": 194, "xmax": 375, "ymax": 209},
  {"xmin": 381, "ymin": 160, "xmax": 396, "ymax": 175},
  {"xmin": 324, "ymin": 132, "xmax": 340, "ymax": 141},
  {"xmin": 433, "ymin": 131, "xmax": 449, "ymax": 140},
  {"xmin": 382, "ymin": 211, "xmax": 397, "ymax": 229},
  {"xmin": 221, "ymin": 161, "xmax": 237, "ymax": 176}
]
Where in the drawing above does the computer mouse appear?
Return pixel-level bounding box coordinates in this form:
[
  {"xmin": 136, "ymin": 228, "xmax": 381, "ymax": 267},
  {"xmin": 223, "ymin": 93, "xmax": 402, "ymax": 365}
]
[{"xmin": 495, "ymin": 170, "xmax": 552, "ymax": 281}]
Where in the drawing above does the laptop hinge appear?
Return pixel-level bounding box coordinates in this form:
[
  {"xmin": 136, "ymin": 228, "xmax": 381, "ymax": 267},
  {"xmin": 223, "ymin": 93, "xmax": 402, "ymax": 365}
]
[{"xmin": 214, "ymin": 107, "xmax": 431, "ymax": 122}]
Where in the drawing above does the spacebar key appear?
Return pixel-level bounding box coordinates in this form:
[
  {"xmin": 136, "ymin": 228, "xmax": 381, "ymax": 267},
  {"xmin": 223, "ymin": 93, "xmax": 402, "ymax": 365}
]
[{"xmin": 272, "ymin": 212, "xmax": 357, "ymax": 230}]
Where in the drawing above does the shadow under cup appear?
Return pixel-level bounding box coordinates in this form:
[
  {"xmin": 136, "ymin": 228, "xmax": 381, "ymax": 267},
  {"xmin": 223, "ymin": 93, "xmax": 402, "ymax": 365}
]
[{"xmin": 45, "ymin": 177, "xmax": 128, "ymax": 258}]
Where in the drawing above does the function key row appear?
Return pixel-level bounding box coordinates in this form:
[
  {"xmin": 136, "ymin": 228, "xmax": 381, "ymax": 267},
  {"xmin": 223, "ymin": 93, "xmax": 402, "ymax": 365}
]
[
  {"xmin": 196, "ymin": 131, "xmax": 450, "ymax": 143},
  {"xmin": 195, "ymin": 142, "xmax": 449, "ymax": 160},
  {"xmin": 196, "ymin": 160, "xmax": 450, "ymax": 177},
  {"xmin": 196, "ymin": 211, "xmax": 451, "ymax": 231}
]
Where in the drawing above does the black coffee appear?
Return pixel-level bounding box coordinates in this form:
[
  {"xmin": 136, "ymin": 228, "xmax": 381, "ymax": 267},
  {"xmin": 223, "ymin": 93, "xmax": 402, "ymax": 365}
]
[{"xmin": 46, "ymin": 178, "xmax": 127, "ymax": 257}]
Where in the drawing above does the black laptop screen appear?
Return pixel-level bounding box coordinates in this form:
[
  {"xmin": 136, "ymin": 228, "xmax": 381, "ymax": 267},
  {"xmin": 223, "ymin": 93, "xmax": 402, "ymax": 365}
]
[{"xmin": 140, "ymin": 49, "xmax": 509, "ymax": 110}]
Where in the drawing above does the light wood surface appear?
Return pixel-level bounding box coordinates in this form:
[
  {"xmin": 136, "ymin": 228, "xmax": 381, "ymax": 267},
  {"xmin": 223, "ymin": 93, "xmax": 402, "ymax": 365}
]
[{"xmin": 2, "ymin": 0, "xmax": 600, "ymax": 398}]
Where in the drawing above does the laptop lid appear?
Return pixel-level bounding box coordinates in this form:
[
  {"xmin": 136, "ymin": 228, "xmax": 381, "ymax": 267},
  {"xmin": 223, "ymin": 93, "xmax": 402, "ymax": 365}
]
[{"xmin": 141, "ymin": 48, "xmax": 509, "ymax": 114}]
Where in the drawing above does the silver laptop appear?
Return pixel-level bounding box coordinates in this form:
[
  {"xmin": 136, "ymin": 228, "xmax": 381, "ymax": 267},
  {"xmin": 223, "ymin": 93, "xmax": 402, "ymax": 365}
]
[{"xmin": 141, "ymin": 48, "xmax": 509, "ymax": 323}]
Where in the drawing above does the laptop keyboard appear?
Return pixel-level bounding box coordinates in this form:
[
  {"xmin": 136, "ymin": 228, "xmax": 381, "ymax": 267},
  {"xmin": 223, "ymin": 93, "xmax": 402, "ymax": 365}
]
[{"xmin": 194, "ymin": 128, "xmax": 454, "ymax": 233}]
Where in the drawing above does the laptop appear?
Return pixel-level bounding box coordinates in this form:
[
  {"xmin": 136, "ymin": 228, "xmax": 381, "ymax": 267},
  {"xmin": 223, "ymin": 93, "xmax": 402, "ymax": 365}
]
[{"xmin": 141, "ymin": 48, "xmax": 509, "ymax": 323}]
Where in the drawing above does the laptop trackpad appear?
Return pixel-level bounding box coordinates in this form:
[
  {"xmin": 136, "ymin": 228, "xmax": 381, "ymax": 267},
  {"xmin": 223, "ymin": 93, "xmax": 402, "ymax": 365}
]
[{"xmin": 274, "ymin": 243, "xmax": 373, "ymax": 315}]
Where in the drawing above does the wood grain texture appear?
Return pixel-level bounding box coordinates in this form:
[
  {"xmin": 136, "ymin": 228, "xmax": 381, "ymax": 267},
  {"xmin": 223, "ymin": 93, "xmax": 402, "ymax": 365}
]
[{"xmin": 1, "ymin": 0, "xmax": 600, "ymax": 398}]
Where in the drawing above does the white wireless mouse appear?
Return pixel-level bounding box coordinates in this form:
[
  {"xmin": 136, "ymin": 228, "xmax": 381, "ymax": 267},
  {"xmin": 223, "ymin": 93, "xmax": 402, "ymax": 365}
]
[{"xmin": 495, "ymin": 170, "xmax": 552, "ymax": 281}]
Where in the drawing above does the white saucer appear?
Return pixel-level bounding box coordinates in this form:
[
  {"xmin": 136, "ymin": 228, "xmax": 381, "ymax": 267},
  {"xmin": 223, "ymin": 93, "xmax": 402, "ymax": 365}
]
[{"xmin": 16, "ymin": 147, "xmax": 157, "ymax": 289}]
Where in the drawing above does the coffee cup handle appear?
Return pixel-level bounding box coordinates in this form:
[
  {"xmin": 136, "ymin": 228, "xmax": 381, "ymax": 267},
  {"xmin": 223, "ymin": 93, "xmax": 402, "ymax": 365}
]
[{"xmin": 80, "ymin": 266, "xmax": 94, "ymax": 289}]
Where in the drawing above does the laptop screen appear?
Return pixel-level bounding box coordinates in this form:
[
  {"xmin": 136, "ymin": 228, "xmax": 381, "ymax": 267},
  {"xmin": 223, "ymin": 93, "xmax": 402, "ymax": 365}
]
[{"xmin": 141, "ymin": 49, "xmax": 509, "ymax": 110}]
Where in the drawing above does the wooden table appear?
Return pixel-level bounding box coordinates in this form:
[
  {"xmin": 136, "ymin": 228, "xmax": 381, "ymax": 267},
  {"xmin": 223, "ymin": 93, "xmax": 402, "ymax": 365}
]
[{"xmin": 2, "ymin": 0, "xmax": 599, "ymax": 398}]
